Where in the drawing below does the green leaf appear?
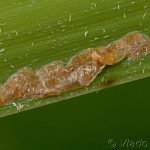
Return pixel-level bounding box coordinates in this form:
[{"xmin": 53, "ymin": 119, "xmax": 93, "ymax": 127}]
[{"xmin": 0, "ymin": 0, "xmax": 150, "ymax": 117}]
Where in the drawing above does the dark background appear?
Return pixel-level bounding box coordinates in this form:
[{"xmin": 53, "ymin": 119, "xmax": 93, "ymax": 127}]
[{"xmin": 0, "ymin": 77, "xmax": 150, "ymax": 150}]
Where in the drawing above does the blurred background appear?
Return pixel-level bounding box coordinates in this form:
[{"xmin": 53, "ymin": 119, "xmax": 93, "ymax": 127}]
[{"xmin": 0, "ymin": 77, "xmax": 150, "ymax": 150}]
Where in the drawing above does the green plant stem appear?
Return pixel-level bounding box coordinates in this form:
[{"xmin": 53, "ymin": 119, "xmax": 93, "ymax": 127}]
[{"xmin": 0, "ymin": 0, "xmax": 150, "ymax": 117}]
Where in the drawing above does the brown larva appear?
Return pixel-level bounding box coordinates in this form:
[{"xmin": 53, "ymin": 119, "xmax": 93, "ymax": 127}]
[
  {"xmin": 0, "ymin": 68, "xmax": 38, "ymax": 105},
  {"xmin": 0, "ymin": 31, "xmax": 150, "ymax": 105}
]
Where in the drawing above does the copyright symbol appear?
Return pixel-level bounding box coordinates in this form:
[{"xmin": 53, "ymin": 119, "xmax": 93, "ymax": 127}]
[{"xmin": 108, "ymin": 139, "xmax": 116, "ymax": 147}]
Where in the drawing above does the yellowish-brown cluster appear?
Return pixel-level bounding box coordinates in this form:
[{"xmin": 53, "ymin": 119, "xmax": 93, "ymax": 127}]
[{"xmin": 0, "ymin": 31, "xmax": 150, "ymax": 105}]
